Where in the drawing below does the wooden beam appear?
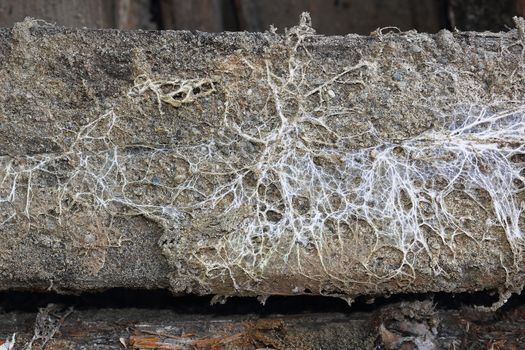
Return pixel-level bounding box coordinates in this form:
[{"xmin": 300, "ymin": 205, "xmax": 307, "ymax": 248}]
[
  {"xmin": 0, "ymin": 18, "xmax": 523, "ymax": 303},
  {"xmin": 1, "ymin": 300, "xmax": 524, "ymax": 349}
]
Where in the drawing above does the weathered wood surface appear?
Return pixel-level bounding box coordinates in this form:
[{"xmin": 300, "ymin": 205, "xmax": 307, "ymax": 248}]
[
  {"xmin": 1, "ymin": 300, "xmax": 524, "ymax": 349},
  {"xmin": 449, "ymin": 0, "xmax": 519, "ymax": 32},
  {"xmin": 159, "ymin": 0, "xmax": 226, "ymax": 32},
  {"xmin": 0, "ymin": 0, "xmax": 155, "ymax": 30},
  {"xmin": 0, "ymin": 0, "xmax": 115, "ymax": 29},
  {"xmin": 115, "ymin": 0, "xmax": 157, "ymax": 30},
  {"xmin": 0, "ymin": 0, "xmax": 521, "ymax": 35},
  {"xmin": 236, "ymin": 0, "xmax": 443, "ymax": 34},
  {"xmin": 0, "ymin": 17, "xmax": 524, "ymax": 303},
  {"xmin": 156, "ymin": 0, "xmax": 444, "ymax": 34}
]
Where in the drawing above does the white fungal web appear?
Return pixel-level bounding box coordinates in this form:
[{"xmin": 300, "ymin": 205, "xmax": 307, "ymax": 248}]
[
  {"xmin": 0, "ymin": 13, "xmax": 523, "ymax": 294},
  {"xmin": 154, "ymin": 15, "xmax": 525, "ymax": 290}
]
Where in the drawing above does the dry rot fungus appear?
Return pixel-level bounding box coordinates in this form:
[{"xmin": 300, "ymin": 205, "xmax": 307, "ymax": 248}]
[{"xmin": 0, "ymin": 14, "xmax": 524, "ymax": 305}]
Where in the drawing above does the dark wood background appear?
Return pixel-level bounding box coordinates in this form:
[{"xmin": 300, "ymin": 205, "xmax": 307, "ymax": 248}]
[{"xmin": 0, "ymin": 0, "xmax": 523, "ymax": 34}]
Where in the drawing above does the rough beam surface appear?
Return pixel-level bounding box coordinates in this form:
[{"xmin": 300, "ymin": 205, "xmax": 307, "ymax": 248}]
[
  {"xmin": 2, "ymin": 300, "xmax": 525, "ymax": 349},
  {"xmin": 0, "ymin": 16, "xmax": 524, "ymax": 305}
]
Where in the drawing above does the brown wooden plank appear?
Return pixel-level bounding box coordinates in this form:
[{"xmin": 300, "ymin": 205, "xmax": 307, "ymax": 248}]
[
  {"xmin": 0, "ymin": 0, "xmax": 116, "ymax": 28},
  {"xmin": 160, "ymin": 0, "xmax": 224, "ymax": 32},
  {"xmin": 448, "ymin": 0, "xmax": 518, "ymax": 32},
  {"xmin": 237, "ymin": 0, "xmax": 443, "ymax": 35},
  {"xmin": 115, "ymin": 0, "xmax": 157, "ymax": 30},
  {"xmin": 519, "ymin": 0, "xmax": 525, "ymax": 17},
  {"xmin": 2, "ymin": 300, "xmax": 525, "ymax": 349}
]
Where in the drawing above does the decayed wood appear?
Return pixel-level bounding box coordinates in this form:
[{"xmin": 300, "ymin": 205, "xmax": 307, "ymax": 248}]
[
  {"xmin": 1, "ymin": 300, "xmax": 525, "ymax": 349},
  {"xmin": 0, "ymin": 18, "xmax": 524, "ymax": 302}
]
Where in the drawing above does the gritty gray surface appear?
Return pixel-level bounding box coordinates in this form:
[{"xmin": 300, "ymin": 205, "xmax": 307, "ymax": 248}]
[{"xmin": 0, "ymin": 18, "xmax": 523, "ymax": 302}]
